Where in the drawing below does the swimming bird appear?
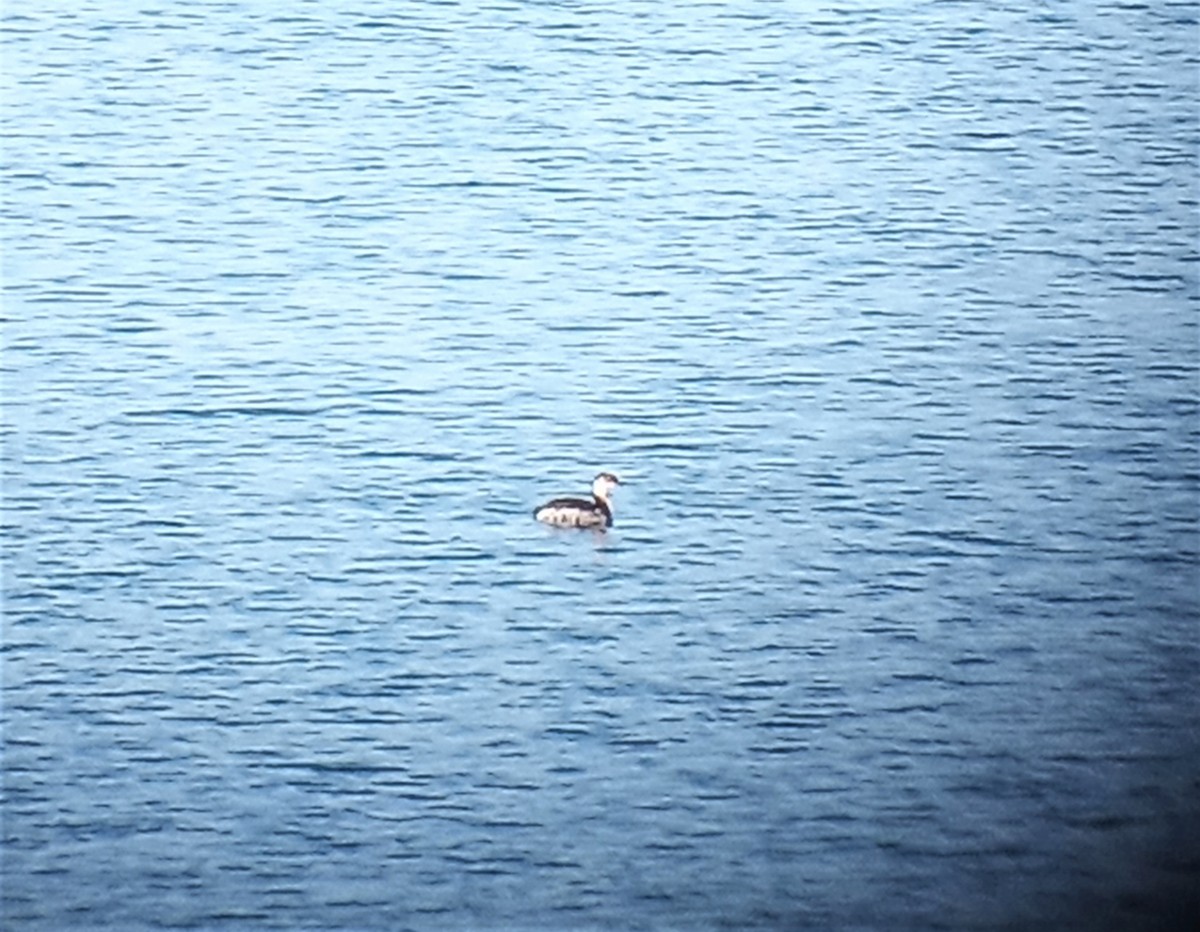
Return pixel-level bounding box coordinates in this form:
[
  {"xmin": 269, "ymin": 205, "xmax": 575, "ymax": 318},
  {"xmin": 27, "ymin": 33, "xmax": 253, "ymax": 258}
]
[{"xmin": 533, "ymin": 472, "xmax": 621, "ymax": 529}]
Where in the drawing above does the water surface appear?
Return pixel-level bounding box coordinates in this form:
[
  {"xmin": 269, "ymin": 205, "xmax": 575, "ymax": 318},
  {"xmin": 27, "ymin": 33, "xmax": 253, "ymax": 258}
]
[{"xmin": 3, "ymin": 2, "xmax": 1199, "ymax": 930}]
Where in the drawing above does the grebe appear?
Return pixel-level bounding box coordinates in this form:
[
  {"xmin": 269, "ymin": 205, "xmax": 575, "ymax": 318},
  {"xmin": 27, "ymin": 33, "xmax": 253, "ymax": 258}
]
[{"xmin": 533, "ymin": 472, "xmax": 621, "ymax": 529}]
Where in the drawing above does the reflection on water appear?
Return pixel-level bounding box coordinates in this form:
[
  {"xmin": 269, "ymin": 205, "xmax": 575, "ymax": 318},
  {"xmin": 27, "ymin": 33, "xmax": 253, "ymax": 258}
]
[{"xmin": 3, "ymin": 1, "xmax": 1198, "ymax": 930}]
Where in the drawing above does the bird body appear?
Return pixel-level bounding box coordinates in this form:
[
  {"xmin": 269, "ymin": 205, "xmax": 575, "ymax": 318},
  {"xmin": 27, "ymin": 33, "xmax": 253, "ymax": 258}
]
[{"xmin": 533, "ymin": 472, "xmax": 620, "ymax": 529}]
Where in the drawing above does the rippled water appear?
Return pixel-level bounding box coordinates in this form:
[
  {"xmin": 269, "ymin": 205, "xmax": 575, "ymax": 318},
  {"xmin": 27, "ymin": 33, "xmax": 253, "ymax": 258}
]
[{"xmin": 3, "ymin": 2, "xmax": 1198, "ymax": 930}]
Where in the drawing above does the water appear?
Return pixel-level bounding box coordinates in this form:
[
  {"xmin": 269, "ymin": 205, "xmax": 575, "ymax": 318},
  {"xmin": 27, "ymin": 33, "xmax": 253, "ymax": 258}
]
[{"xmin": 3, "ymin": 2, "xmax": 1198, "ymax": 929}]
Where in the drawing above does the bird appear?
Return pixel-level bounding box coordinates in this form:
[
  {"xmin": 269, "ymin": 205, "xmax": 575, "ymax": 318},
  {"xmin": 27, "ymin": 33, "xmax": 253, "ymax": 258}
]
[{"xmin": 533, "ymin": 472, "xmax": 621, "ymax": 529}]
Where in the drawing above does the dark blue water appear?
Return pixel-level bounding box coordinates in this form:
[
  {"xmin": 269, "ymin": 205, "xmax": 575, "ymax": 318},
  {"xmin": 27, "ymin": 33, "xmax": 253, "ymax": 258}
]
[{"xmin": 3, "ymin": 2, "xmax": 1198, "ymax": 930}]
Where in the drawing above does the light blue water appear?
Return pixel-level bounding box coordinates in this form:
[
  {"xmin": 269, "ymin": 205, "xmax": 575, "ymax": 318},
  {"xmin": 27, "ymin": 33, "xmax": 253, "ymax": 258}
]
[{"xmin": 3, "ymin": 2, "xmax": 1198, "ymax": 930}]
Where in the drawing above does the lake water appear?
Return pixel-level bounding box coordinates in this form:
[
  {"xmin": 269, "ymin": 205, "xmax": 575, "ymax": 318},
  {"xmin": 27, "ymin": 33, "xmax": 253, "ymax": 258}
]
[{"xmin": 3, "ymin": 2, "xmax": 1198, "ymax": 930}]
